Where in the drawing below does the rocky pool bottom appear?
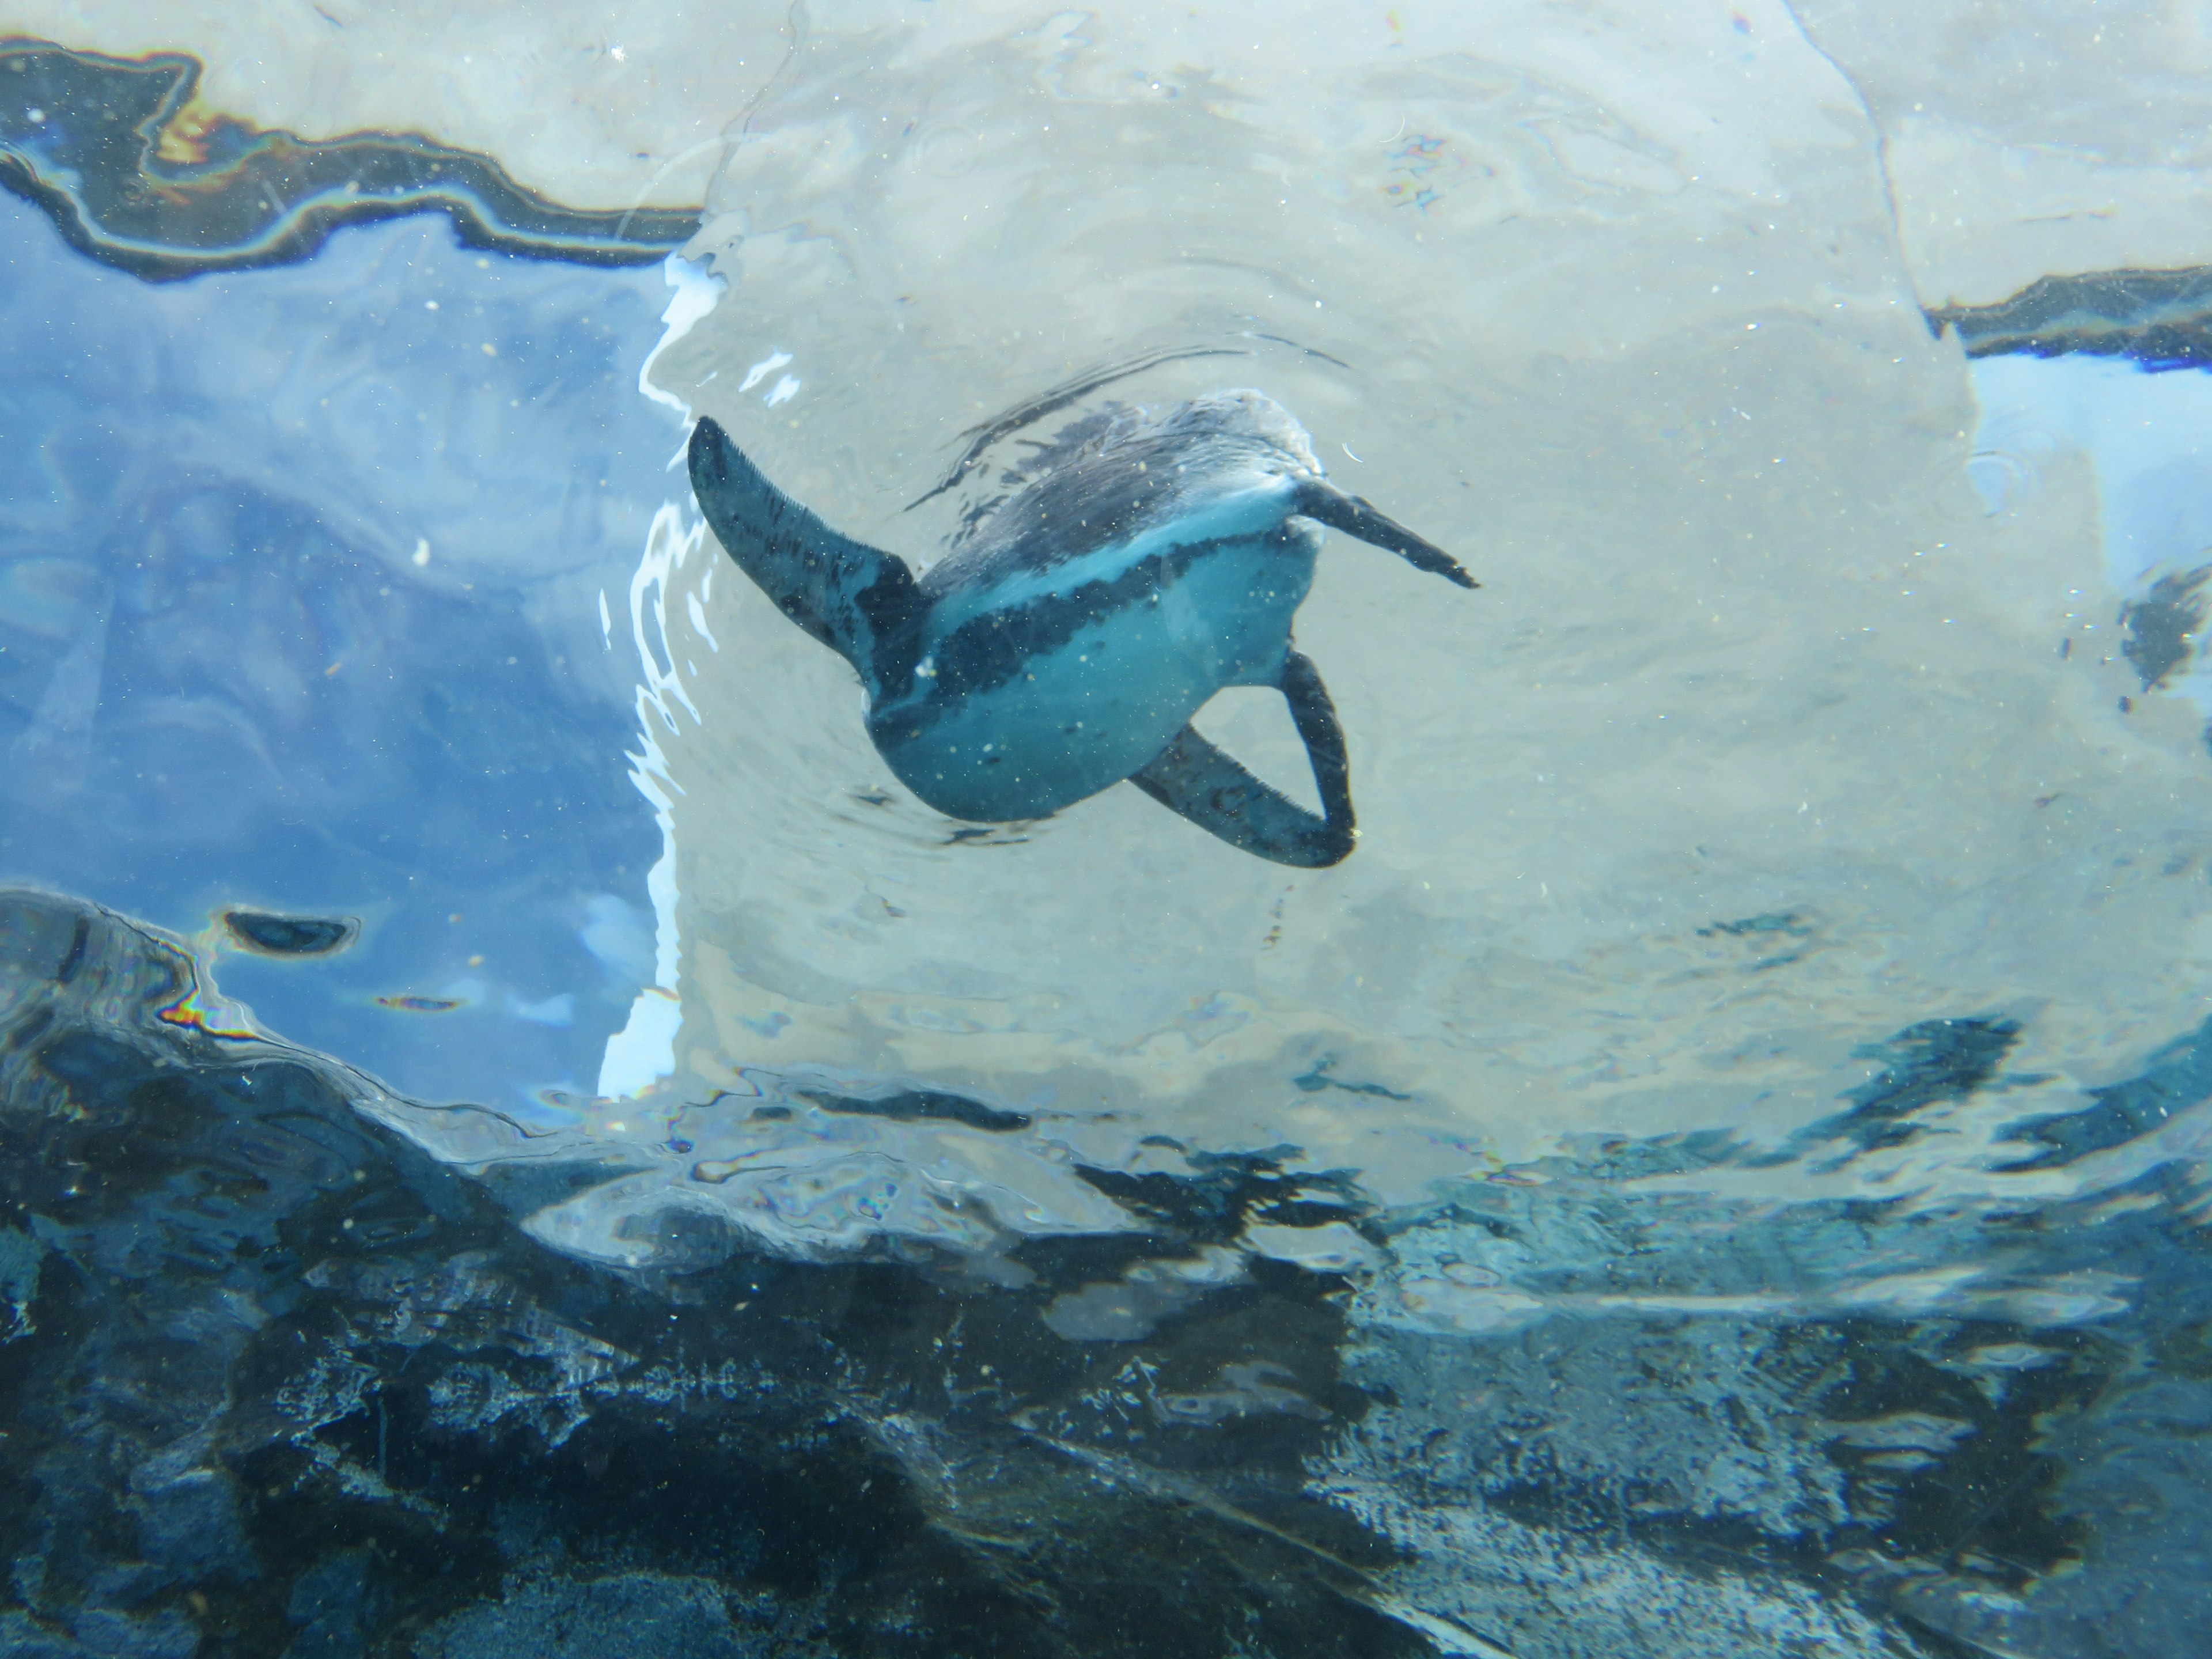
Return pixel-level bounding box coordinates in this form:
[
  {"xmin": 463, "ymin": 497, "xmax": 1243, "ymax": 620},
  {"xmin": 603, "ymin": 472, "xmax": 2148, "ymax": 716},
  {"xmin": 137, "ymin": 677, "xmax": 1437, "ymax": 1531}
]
[{"xmin": 0, "ymin": 887, "xmax": 2205, "ymax": 1659}]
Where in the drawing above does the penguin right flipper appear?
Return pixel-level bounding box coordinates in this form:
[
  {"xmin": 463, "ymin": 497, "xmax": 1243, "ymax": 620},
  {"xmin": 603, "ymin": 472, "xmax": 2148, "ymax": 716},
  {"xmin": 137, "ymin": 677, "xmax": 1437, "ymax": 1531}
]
[
  {"xmin": 1130, "ymin": 650, "xmax": 1356, "ymax": 868},
  {"xmin": 1294, "ymin": 479, "xmax": 1479, "ymax": 590},
  {"xmin": 688, "ymin": 417, "xmax": 919, "ymax": 677}
]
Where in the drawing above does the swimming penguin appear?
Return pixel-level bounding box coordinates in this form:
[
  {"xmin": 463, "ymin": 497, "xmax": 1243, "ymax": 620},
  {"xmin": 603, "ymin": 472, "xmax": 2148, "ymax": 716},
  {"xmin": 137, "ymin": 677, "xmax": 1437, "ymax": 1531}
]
[{"xmin": 686, "ymin": 389, "xmax": 1476, "ymax": 868}]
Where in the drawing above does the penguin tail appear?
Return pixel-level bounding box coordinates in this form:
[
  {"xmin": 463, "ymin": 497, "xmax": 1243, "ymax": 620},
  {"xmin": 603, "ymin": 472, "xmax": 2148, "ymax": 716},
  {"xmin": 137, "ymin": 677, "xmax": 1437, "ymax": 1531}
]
[
  {"xmin": 688, "ymin": 417, "xmax": 919, "ymax": 675},
  {"xmin": 1296, "ymin": 479, "xmax": 1479, "ymax": 589}
]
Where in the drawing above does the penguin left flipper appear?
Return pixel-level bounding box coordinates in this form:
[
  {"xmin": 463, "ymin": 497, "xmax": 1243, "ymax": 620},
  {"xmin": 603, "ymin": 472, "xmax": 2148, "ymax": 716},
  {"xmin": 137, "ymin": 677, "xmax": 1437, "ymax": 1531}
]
[
  {"xmin": 1294, "ymin": 479, "xmax": 1479, "ymax": 590},
  {"xmin": 688, "ymin": 418, "xmax": 919, "ymax": 680},
  {"xmin": 1130, "ymin": 650, "xmax": 1357, "ymax": 869}
]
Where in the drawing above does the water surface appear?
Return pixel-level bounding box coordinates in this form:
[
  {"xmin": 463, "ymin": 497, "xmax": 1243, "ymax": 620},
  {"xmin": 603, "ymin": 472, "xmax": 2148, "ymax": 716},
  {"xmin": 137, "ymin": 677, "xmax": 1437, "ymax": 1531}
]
[{"xmin": 4, "ymin": 6, "xmax": 2211, "ymax": 1657}]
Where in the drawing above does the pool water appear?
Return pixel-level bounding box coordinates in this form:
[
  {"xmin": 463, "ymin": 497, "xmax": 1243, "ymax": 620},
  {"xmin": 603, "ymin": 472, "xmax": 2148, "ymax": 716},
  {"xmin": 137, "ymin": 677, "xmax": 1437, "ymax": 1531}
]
[{"xmin": 3, "ymin": 6, "xmax": 2211, "ymax": 1657}]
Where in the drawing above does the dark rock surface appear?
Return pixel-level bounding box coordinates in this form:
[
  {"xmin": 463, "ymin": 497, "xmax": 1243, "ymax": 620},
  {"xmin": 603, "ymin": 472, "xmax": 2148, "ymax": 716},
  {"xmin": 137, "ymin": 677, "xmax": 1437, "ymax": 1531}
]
[
  {"xmin": 5, "ymin": 885, "xmax": 2210, "ymax": 1657},
  {"xmin": 0, "ymin": 889, "xmax": 1422, "ymax": 1658},
  {"xmin": 1927, "ymin": 264, "xmax": 2212, "ymax": 369}
]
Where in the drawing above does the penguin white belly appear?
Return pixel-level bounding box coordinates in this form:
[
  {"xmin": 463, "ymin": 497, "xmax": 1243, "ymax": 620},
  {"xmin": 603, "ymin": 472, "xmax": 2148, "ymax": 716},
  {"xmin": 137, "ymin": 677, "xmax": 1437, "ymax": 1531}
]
[{"xmin": 873, "ymin": 531, "xmax": 1316, "ymax": 821}]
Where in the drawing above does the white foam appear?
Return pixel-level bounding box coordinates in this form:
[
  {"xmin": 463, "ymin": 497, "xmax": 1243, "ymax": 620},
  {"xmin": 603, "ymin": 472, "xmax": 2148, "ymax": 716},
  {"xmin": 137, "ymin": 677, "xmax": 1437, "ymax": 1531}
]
[
  {"xmin": 636, "ymin": 254, "xmax": 726, "ymax": 420},
  {"xmin": 593, "ymin": 252, "xmax": 734, "ymax": 1100},
  {"xmin": 596, "ymin": 503, "xmax": 705, "ymax": 1100},
  {"xmin": 738, "ymin": 350, "xmax": 792, "ymax": 392}
]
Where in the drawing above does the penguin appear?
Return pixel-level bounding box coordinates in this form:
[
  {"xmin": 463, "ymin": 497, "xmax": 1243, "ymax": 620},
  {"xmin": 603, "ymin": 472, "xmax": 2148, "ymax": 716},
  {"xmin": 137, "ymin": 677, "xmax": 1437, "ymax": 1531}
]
[{"xmin": 685, "ymin": 388, "xmax": 1476, "ymax": 868}]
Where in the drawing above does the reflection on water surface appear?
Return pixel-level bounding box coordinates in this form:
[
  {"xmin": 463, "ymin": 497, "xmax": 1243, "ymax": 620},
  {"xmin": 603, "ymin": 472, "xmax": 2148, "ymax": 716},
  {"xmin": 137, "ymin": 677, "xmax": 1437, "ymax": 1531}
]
[{"xmin": 4, "ymin": 4, "xmax": 2212, "ymax": 1657}]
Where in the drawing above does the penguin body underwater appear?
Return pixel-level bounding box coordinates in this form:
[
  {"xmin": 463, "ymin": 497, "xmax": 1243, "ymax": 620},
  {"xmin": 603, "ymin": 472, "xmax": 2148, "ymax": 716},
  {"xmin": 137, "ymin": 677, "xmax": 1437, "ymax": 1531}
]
[{"xmin": 685, "ymin": 389, "xmax": 1475, "ymax": 868}]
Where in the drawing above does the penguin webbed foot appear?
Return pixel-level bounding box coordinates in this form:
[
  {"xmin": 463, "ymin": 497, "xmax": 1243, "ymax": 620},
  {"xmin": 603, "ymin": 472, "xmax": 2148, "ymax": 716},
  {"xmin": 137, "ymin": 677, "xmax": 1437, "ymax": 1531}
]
[{"xmin": 1130, "ymin": 650, "xmax": 1356, "ymax": 868}]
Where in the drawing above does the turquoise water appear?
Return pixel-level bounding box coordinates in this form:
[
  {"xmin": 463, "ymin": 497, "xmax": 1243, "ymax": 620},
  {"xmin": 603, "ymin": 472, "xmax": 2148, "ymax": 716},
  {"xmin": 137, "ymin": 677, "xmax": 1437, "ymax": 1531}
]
[{"xmin": 4, "ymin": 13, "xmax": 2212, "ymax": 1658}]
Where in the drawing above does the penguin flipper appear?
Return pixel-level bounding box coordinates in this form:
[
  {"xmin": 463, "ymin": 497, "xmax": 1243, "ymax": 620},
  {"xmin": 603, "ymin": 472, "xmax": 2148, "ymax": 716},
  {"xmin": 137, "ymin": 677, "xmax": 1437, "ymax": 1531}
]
[
  {"xmin": 1295, "ymin": 479, "xmax": 1478, "ymax": 590},
  {"xmin": 1130, "ymin": 651, "xmax": 1356, "ymax": 868},
  {"xmin": 688, "ymin": 417, "xmax": 919, "ymax": 675}
]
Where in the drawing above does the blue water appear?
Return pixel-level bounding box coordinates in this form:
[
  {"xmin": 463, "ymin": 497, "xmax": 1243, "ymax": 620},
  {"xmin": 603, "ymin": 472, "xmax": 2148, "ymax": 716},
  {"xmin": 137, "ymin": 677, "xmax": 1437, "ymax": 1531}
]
[{"xmin": 1, "ymin": 196, "xmax": 670, "ymax": 1109}]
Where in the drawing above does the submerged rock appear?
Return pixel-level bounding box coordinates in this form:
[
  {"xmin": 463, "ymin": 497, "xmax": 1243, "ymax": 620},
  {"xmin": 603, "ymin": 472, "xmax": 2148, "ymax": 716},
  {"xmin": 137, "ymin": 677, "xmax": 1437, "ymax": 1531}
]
[
  {"xmin": 3, "ymin": 884, "xmax": 2206, "ymax": 1657},
  {"xmin": 0, "ymin": 888, "xmax": 1415, "ymax": 1658}
]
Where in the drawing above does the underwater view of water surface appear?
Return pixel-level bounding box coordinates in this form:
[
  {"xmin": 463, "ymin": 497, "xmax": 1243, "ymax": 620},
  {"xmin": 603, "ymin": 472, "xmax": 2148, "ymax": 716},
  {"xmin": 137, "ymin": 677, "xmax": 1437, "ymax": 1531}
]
[{"xmin": 6, "ymin": 2, "xmax": 2212, "ymax": 1654}]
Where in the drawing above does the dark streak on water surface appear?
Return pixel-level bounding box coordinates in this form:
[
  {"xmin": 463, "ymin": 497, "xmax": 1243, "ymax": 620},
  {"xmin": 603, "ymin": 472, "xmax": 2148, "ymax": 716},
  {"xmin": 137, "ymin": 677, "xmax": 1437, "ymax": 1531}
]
[{"xmin": 0, "ymin": 38, "xmax": 698, "ymax": 280}]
